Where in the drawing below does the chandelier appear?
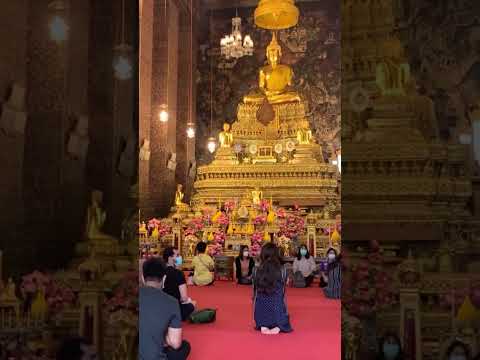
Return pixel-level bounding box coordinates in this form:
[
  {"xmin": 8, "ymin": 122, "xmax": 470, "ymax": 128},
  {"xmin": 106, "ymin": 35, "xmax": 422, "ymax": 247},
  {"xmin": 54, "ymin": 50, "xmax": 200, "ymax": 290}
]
[{"xmin": 220, "ymin": 13, "xmax": 254, "ymax": 59}]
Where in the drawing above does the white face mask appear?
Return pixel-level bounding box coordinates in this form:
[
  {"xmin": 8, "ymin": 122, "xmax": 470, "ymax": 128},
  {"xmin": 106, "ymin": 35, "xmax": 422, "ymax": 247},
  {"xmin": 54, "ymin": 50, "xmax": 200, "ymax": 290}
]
[
  {"xmin": 243, "ymin": 252, "xmax": 249, "ymax": 257},
  {"xmin": 328, "ymin": 253, "xmax": 336, "ymax": 260}
]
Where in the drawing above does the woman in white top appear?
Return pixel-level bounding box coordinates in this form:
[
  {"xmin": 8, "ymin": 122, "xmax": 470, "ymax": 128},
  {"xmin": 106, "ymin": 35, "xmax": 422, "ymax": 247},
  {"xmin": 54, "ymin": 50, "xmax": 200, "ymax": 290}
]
[{"xmin": 292, "ymin": 245, "xmax": 317, "ymax": 287}]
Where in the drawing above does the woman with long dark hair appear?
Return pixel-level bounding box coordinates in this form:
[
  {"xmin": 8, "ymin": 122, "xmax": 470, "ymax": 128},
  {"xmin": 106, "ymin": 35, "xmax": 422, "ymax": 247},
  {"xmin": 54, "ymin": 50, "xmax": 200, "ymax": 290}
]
[
  {"xmin": 321, "ymin": 248, "xmax": 341, "ymax": 299},
  {"xmin": 235, "ymin": 245, "xmax": 255, "ymax": 285},
  {"xmin": 252, "ymin": 243, "xmax": 292, "ymax": 335}
]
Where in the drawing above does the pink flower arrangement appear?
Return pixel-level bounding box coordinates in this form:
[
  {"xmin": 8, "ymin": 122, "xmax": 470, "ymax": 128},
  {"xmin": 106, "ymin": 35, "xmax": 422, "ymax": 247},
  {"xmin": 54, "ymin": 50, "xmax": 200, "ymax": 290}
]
[
  {"xmin": 184, "ymin": 216, "xmax": 205, "ymax": 236},
  {"xmin": 276, "ymin": 208, "xmax": 286, "ymax": 219},
  {"xmin": 216, "ymin": 212, "xmax": 230, "ymax": 226},
  {"xmin": 278, "ymin": 213, "xmax": 305, "ymax": 239},
  {"xmin": 20, "ymin": 271, "xmax": 76, "ymax": 315},
  {"xmin": 147, "ymin": 218, "xmax": 172, "ymax": 237},
  {"xmin": 208, "ymin": 243, "xmax": 223, "ymax": 257},
  {"xmin": 252, "ymin": 214, "xmax": 267, "ymax": 226},
  {"xmin": 105, "ymin": 271, "xmax": 139, "ymax": 315},
  {"xmin": 213, "ymin": 231, "xmax": 226, "ymax": 245},
  {"xmin": 257, "ymin": 199, "xmax": 270, "ymax": 213},
  {"xmin": 250, "ymin": 231, "xmax": 264, "ymax": 257},
  {"xmin": 224, "ymin": 200, "xmax": 235, "ymax": 213},
  {"xmin": 208, "ymin": 231, "xmax": 226, "ymax": 256},
  {"xmin": 147, "ymin": 218, "xmax": 161, "ymax": 229},
  {"xmin": 343, "ymin": 242, "xmax": 398, "ymax": 318}
]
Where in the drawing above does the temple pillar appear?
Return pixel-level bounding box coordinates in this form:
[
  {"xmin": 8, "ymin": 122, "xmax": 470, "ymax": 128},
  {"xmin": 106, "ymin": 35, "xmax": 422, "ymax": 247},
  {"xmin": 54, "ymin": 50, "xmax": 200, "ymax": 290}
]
[
  {"xmin": 108, "ymin": 0, "xmax": 137, "ymax": 237},
  {"xmin": 0, "ymin": 0, "xmax": 28, "ymax": 276},
  {"xmin": 139, "ymin": 0, "xmax": 154, "ymax": 217},
  {"xmin": 399, "ymin": 288, "xmax": 422, "ymax": 360}
]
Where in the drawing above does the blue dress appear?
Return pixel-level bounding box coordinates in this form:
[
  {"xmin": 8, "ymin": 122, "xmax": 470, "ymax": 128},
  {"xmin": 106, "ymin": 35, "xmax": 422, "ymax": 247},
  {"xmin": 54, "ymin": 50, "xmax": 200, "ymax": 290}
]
[
  {"xmin": 323, "ymin": 263, "xmax": 341, "ymax": 299},
  {"xmin": 253, "ymin": 265, "xmax": 293, "ymax": 332}
]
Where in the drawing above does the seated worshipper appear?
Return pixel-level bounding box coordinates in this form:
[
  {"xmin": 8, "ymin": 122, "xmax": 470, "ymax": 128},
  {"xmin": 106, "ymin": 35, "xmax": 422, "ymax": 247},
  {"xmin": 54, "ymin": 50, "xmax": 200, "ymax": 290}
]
[
  {"xmin": 191, "ymin": 242, "xmax": 214, "ymax": 286},
  {"xmin": 235, "ymin": 245, "xmax": 255, "ymax": 285},
  {"xmin": 140, "ymin": 258, "xmax": 191, "ymax": 360},
  {"xmin": 253, "ymin": 243, "xmax": 292, "ymax": 335},
  {"xmin": 163, "ymin": 246, "xmax": 196, "ymax": 321},
  {"xmin": 445, "ymin": 340, "xmax": 471, "ymax": 360},
  {"xmin": 376, "ymin": 332, "xmax": 404, "ymax": 360},
  {"xmin": 56, "ymin": 337, "xmax": 97, "ymax": 360},
  {"xmin": 292, "ymin": 245, "xmax": 317, "ymax": 287},
  {"xmin": 321, "ymin": 248, "xmax": 341, "ymax": 299}
]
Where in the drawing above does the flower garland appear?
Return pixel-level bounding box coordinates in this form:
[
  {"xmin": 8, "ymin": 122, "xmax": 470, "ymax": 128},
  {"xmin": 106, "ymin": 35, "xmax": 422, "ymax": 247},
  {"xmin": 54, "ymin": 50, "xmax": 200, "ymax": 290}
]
[
  {"xmin": 20, "ymin": 271, "xmax": 76, "ymax": 315},
  {"xmin": 147, "ymin": 218, "xmax": 172, "ymax": 238},
  {"xmin": 342, "ymin": 241, "xmax": 398, "ymax": 318},
  {"xmin": 208, "ymin": 231, "xmax": 226, "ymax": 256},
  {"xmin": 184, "ymin": 216, "xmax": 206, "ymax": 237},
  {"xmin": 278, "ymin": 212, "xmax": 305, "ymax": 239},
  {"xmin": 251, "ymin": 231, "xmax": 264, "ymax": 257}
]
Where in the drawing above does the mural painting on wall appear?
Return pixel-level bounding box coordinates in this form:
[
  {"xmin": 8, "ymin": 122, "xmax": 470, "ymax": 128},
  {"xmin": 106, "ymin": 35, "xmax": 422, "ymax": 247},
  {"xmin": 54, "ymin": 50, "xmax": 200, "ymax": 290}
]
[
  {"xmin": 195, "ymin": 3, "xmax": 340, "ymax": 164},
  {"xmin": 393, "ymin": 0, "xmax": 480, "ymax": 142}
]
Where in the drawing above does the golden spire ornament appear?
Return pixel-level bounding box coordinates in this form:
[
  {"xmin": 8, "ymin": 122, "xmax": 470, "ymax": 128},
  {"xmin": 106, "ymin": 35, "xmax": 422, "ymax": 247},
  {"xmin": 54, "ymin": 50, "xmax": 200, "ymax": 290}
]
[{"xmin": 254, "ymin": 0, "xmax": 299, "ymax": 30}]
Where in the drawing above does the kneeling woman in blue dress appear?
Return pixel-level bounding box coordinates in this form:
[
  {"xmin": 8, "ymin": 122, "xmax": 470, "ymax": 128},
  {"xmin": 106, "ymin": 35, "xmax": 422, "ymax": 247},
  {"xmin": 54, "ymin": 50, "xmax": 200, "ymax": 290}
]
[
  {"xmin": 252, "ymin": 243, "xmax": 293, "ymax": 335},
  {"xmin": 321, "ymin": 248, "xmax": 341, "ymax": 299}
]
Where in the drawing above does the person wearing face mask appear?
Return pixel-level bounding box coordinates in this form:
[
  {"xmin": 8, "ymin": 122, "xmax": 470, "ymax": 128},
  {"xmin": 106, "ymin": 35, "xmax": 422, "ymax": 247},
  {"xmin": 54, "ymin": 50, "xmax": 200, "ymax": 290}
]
[
  {"xmin": 321, "ymin": 248, "xmax": 341, "ymax": 299},
  {"xmin": 163, "ymin": 246, "xmax": 196, "ymax": 321},
  {"xmin": 292, "ymin": 245, "xmax": 317, "ymax": 287},
  {"xmin": 376, "ymin": 333, "xmax": 403, "ymax": 360},
  {"xmin": 445, "ymin": 341, "xmax": 471, "ymax": 360},
  {"xmin": 234, "ymin": 245, "xmax": 256, "ymax": 285}
]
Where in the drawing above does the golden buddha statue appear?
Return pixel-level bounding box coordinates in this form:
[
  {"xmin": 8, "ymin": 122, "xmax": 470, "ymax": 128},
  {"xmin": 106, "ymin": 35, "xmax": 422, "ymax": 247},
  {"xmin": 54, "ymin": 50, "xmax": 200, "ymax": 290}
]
[
  {"xmin": 219, "ymin": 123, "xmax": 233, "ymax": 148},
  {"xmin": 296, "ymin": 123, "xmax": 313, "ymax": 145},
  {"xmin": 375, "ymin": 39, "xmax": 410, "ymax": 97},
  {"xmin": 174, "ymin": 184, "xmax": 189, "ymax": 209},
  {"xmin": 244, "ymin": 32, "xmax": 301, "ymax": 105},
  {"xmin": 252, "ymin": 188, "xmax": 263, "ymax": 205},
  {"xmin": 85, "ymin": 190, "xmax": 117, "ymax": 242},
  {"xmin": 0, "ymin": 278, "xmax": 17, "ymax": 301}
]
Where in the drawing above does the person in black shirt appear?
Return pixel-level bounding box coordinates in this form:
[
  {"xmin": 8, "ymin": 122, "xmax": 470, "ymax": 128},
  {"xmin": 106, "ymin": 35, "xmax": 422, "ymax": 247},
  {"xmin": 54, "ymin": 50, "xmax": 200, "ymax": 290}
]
[
  {"xmin": 163, "ymin": 246, "xmax": 196, "ymax": 321},
  {"xmin": 234, "ymin": 245, "xmax": 255, "ymax": 285},
  {"xmin": 140, "ymin": 257, "xmax": 191, "ymax": 360}
]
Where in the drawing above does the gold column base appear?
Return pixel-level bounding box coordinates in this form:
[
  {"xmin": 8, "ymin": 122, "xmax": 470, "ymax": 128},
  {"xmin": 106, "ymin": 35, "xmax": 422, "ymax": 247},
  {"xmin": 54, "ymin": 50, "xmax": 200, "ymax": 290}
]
[
  {"xmin": 290, "ymin": 144, "xmax": 319, "ymax": 164},
  {"xmin": 213, "ymin": 147, "xmax": 239, "ymax": 165}
]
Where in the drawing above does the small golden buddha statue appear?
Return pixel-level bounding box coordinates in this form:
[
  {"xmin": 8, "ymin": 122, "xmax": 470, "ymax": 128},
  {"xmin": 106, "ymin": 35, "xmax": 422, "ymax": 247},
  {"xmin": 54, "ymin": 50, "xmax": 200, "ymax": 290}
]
[
  {"xmin": 0, "ymin": 278, "xmax": 17, "ymax": 301},
  {"xmin": 218, "ymin": 123, "xmax": 233, "ymax": 148},
  {"xmin": 174, "ymin": 184, "xmax": 188, "ymax": 208},
  {"xmin": 296, "ymin": 124, "xmax": 313, "ymax": 145},
  {"xmin": 86, "ymin": 190, "xmax": 117, "ymax": 242},
  {"xmin": 251, "ymin": 188, "xmax": 263, "ymax": 205},
  {"xmin": 375, "ymin": 39, "xmax": 410, "ymax": 97},
  {"xmin": 244, "ymin": 32, "xmax": 301, "ymax": 105}
]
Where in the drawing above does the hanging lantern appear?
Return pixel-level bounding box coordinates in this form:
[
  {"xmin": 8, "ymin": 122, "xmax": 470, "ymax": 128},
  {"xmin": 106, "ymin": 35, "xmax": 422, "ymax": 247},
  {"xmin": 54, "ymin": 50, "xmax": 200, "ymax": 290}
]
[
  {"xmin": 159, "ymin": 104, "xmax": 169, "ymax": 123},
  {"xmin": 207, "ymin": 136, "xmax": 217, "ymax": 153},
  {"xmin": 186, "ymin": 122, "xmax": 196, "ymax": 139},
  {"xmin": 254, "ymin": 0, "xmax": 299, "ymax": 30}
]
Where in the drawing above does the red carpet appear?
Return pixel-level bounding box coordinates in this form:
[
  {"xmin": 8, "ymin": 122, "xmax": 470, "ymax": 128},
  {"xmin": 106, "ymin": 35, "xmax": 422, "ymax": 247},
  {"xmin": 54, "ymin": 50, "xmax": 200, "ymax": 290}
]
[{"xmin": 184, "ymin": 281, "xmax": 340, "ymax": 360}]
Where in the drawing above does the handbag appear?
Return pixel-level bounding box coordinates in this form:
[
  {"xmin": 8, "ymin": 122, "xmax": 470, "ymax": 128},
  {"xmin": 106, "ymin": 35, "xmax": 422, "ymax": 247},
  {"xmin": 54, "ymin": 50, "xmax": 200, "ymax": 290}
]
[{"xmin": 189, "ymin": 308, "xmax": 217, "ymax": 324}]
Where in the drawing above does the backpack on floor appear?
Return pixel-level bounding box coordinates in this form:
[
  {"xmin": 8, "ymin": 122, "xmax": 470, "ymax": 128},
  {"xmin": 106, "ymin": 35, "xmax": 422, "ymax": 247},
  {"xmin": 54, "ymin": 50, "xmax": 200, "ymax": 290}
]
[{"xmin": 189, "ymin": 308, "xmax": 217, "ymax": 324}]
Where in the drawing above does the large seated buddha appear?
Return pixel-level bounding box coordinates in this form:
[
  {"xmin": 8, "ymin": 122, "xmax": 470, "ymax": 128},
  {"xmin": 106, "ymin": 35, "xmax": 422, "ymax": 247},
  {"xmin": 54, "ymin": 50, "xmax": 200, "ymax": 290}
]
[{"xmin": 244, "ymin": 32, "xmax": 301, "ymax": 105}]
